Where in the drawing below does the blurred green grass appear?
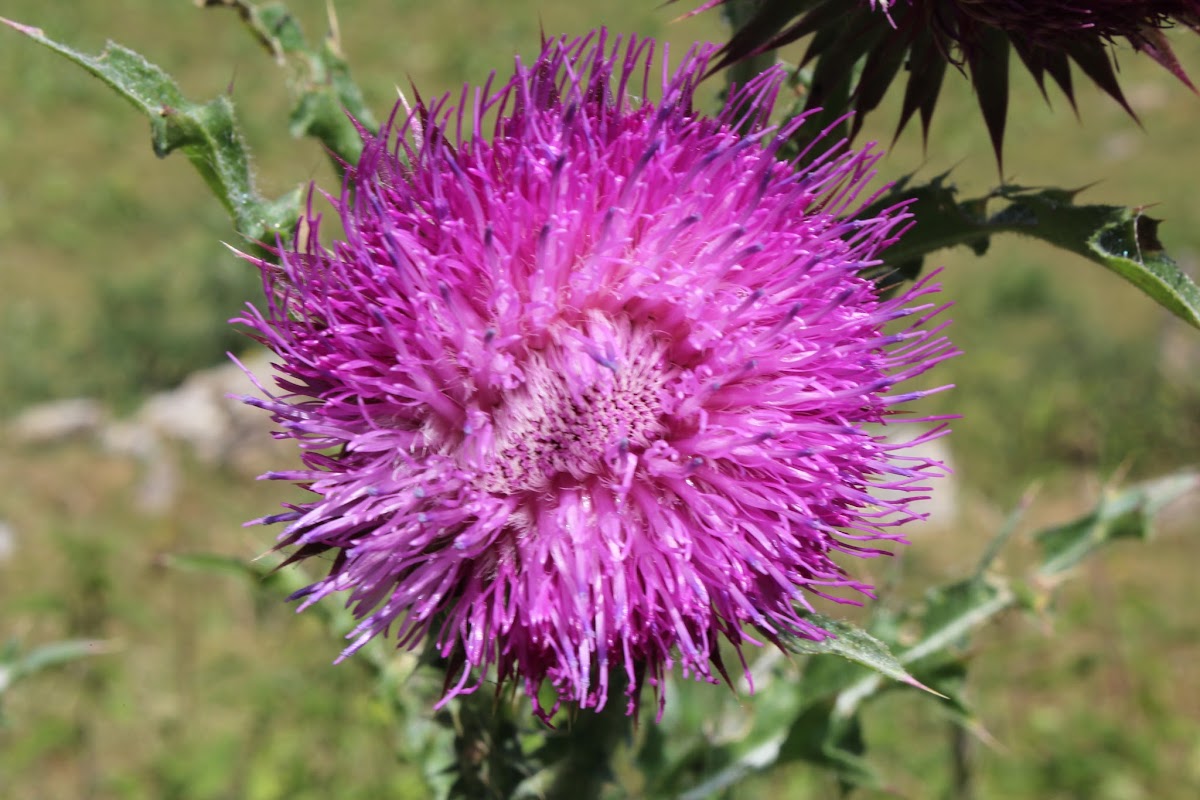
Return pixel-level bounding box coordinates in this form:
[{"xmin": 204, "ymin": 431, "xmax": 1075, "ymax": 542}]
[{"xmin": 2, "ymin": 1, "xmax": 1199, "ymax": 798}]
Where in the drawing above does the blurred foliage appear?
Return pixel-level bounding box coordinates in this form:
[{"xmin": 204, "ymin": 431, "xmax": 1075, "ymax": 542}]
[{"xmin": 861, "ymin": 179, "xmax": 1200, "ymax": 330}]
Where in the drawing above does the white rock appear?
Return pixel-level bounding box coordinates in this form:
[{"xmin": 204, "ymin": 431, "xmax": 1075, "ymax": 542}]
[
  {"xmin": 99, "ymin": 419, "xmax": 178, "ymax": 514},
  {"xmin": 134, "ymin": 451, "xmax": 180, "ymax": 516},
  {"xmin": 0, "ymin": 520, "xmax": 14, "ymax": 563},
  {"xmin": 99, "ymin": 418, "xmax": 162, "ymax": 460},
  {"xmin": 135, "ymin": 351, "xmax": 279, "ymax": 466},
  {"xmin": 9, "ymin": 398, "xmax": 106, "ymax": 444}
]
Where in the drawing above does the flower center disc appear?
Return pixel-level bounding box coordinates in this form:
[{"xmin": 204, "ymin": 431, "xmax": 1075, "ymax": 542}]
[{"xmin": 484, "ymin": 316, "xmax": 673, "ymax": 493}]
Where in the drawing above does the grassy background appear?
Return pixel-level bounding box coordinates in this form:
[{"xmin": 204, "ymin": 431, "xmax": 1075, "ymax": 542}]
[{"xmin": 1, "ymin": 1, "xmax": 1199, "ymax": 797}]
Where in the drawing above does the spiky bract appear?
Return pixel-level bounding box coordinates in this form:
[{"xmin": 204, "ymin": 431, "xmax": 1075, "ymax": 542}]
[{"xmin": 685, "ymin": 0, "xmax": 1200, "ymax": 164}]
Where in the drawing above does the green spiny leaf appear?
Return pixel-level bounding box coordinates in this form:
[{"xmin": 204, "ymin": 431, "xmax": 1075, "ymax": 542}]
[
  {"xmin": 1036, "ymin": 471, "xmax": 1199, "ymax": 579},
  {"xmin": 902, "ymin": 578, "xmax": 1014, "ymax": 669},
  {"xmin": 16, "ymin": 639, "xmax": 114, "ymax": 677},
  {"xmin": 675, "ymin": 472, "xmax": 1195, "ymax": 796},
  {"xmin": 998, "ymin": 187, "xmax": 1200, "ymax": 330},
  {"xmin": 837, "ymin": 472, "xmax": 1196, "ymax": 710},
  {"xmin": 786, "ymin": 612, "xmax": 934, "ymax": 697},
  {"xmin": 0, "ymin": 639, "xmax": 114, "ymax": 697},
  {"xmin": 829, "ymin": 572, "xmax": 1017, "ymax": 722},
  {"xmin": 865, "ymin": 178, "xmax": 1200, "ymax": 330},
  {"xmin": 251, "ymin": 3, "xmax": 308, "ymax": 55},
  {"xmin": 163, "ymin": 550, "xmax": 276, "ymax": 581},
  {"xmin": 0, "ymin": 18, "xmax": 186, "ymax": 113},
  {"xmin": 203, "ymin": 0, "xmax": 379, "ymax": 170},
  {"xmin": 778, "ymin": 702, "xmax": 880, "ymax": 794},
  {"xmin": 0, "ymin": 16, "xmax": 301, "ymax": 252}
]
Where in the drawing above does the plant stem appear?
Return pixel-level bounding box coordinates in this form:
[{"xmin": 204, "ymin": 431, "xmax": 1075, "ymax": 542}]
[
  {"xmin": 545, "ymin": 698, "xmax": 633, "ymax": 800},
  {"xmin": 947, "ymin": 720, "xmax": 975, "ymax": 800}
]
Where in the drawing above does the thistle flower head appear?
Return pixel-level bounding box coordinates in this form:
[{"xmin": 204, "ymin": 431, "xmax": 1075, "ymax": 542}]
[
  {"xmin": 236, "ymin": 31, "xmax": 954, "ymax": 720},
  {"xmin": 688, "ymin": 0, "xmax": 1200, "ymax": 164}
]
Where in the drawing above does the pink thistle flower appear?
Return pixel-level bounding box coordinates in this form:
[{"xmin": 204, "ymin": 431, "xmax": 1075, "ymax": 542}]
[{"xmin": 235, "ymin": 31, "xmax": 955, "ymax": 720}]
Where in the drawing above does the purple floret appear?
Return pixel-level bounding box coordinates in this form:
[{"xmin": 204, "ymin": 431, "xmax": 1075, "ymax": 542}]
[{"xmin": 235, "ymin": 30, "xmax": 955, "ymax": 720}]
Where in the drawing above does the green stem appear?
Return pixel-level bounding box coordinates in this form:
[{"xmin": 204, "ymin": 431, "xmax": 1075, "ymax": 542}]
[
  {"xmin": 946, "ymin": 719, "xmax": 975, "ymax": 800},
  {"xmin": 448, "ymin": 690, "xmax": 528, "ymax": 799},
  {"xmin": 545, "ymin": 699, "xmax": 633, "ymax": 800}
]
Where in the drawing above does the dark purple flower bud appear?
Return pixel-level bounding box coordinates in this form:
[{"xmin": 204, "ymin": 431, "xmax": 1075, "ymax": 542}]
[{"xmin": 684, "ymin": 0, "xmax": 1200, "ymax": 164}]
